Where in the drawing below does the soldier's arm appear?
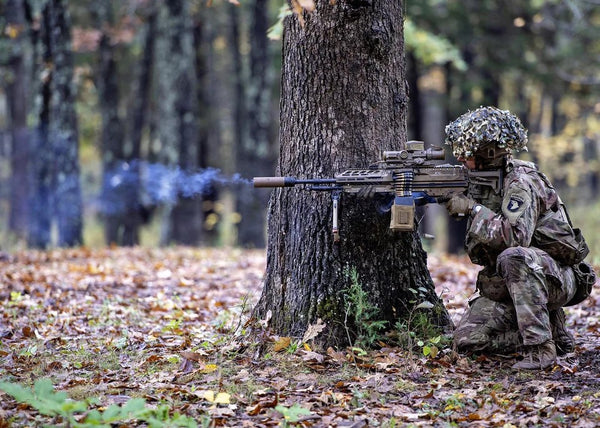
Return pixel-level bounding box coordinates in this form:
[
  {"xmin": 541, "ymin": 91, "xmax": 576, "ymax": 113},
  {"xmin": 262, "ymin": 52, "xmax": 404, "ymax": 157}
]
[{"xmin": 466, "ymin": 180, "xmax": 540, "ymax": 253}]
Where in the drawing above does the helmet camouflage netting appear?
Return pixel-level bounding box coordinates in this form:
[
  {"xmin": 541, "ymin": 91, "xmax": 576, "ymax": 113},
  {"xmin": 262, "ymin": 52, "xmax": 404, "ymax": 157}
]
[{"xmin": 444, "ymin": 106, "xmax": 528, "ymax": 158}]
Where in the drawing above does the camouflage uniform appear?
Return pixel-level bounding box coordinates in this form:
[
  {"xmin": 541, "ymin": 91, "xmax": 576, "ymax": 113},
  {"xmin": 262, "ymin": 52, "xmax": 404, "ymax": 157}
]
[
  {"xmin": 442, "ymin": 107, "xmax": 591, "ymax": 362},
  {"xmin": 453, "ymin": 159, "xmax": 578, "ymax": 353}
]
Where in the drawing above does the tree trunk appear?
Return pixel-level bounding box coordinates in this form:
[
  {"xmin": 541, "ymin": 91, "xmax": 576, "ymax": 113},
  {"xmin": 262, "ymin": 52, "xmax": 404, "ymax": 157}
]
[
  {"xmin": 27, "ymin": 0, "xmax": 54, "ymax": 248},
  {"xmin": 123, "ymin": 2, "xmax": 158, "ymax": 242},
  {"xmin": 49, "ymin": 0, "xmax": 83, "ymax": 246},
  {"xmin": 193, "ymin": 10, "xmax": 219, "ymax": 245},
  {"xmin": 254, "ymin": 1, "xmax": 450, "ymax": 346},
  {"xmin": 155, "ymin": 0, "xmax": 202, "ymax": 245},
  {"xmin": 6, "ymin": 0, "xmax": 30, "ymax": 240},
  {"xmin": 95, "ymin": 0, "xmax": 129, "ymax": 245},
  {"xmin": 235, "ymin": 0, "xmax": 276, "ymax": 248}
]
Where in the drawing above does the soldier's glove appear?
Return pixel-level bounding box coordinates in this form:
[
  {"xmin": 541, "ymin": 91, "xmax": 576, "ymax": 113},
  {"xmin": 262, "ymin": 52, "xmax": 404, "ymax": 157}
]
[{"xmin": 445, "ymin": 193, "xmax": 476, "ymax": 217}]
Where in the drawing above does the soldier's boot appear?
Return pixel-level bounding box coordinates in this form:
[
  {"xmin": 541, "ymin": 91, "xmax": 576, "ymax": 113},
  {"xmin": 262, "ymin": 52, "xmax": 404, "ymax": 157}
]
[
  {"xmin": 550, "ymin": 308, "xmax": 575, "ymax": 356},
  {"xmin": 512, "ymin": 340, "xmax": 557, "ymax": 370},
  {"xmin": 488, "ymin": 330, "xmax": 521, "ymax": 354}
]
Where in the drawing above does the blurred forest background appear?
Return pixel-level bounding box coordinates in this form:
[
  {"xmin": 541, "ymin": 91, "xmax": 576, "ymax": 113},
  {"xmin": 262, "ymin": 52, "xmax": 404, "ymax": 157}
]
[{"xmin": 0, "ymin": 0, "xmax": 598, "ymax": 258}]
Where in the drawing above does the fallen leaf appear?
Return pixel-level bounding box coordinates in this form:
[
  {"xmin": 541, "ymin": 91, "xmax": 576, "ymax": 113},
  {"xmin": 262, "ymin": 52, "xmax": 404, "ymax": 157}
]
[
  {"xmin": 301, "ymin": 350, "xmax": 325, "ymax": 363},
  {"xmin": 302, "ymin": 318, "xmax": 326, "ymax": 343},
  {"xmin": 273, "ymin": 337, "xmax": 291, "ymax": 352},
  {"xmin": 204, "ymin": 391, "xmax": 231, "ymax": 405}
]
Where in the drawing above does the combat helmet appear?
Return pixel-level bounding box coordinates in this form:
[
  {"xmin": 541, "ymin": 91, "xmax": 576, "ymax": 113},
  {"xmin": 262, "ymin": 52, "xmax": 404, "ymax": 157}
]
[{"xmin": 445, "ymin": 106, "xmax": 528, "ymax": 165}]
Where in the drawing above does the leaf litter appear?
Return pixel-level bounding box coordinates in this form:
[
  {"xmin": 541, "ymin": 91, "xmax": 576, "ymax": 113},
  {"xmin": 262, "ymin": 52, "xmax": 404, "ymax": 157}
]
[{"xmin": 0, "ymin": 247, "xmax": 599, "ymax": 426}]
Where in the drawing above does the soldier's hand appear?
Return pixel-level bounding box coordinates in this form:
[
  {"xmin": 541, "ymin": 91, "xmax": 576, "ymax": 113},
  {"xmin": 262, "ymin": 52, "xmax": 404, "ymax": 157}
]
[{"xmin": 445, "ymin": 193, "xmax": 476, "ymax": 217}]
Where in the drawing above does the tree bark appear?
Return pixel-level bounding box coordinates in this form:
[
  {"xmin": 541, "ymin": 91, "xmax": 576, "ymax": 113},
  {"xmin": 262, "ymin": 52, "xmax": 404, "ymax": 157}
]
[
  {"xmin": 27, "ymin": 0, "xmax": 54, "ymax": 248},
  {"xmin": 155, "ymin": 0, "xmax": 202, "ymax": 245},
  {"xmin": 192, "ymin": 8, "xmax": 218, "ymax": 245},
  {"xmin": 6, "ymin": 0, "xmax": 30, "ymax": 240},
  {"xmin": 123, "ymin": 1, "xmax": 158, "ymax": 242},
  {"xmin": 49, "ymin": 0, "xmax": 83, "ymax": 247},
  {"xmin": 254, "ymin": 0, "xmax": 450, "ymax": 346},
  {"xmin": 95, "ymin": 0, "xmax": 129, "ymax": 245}
]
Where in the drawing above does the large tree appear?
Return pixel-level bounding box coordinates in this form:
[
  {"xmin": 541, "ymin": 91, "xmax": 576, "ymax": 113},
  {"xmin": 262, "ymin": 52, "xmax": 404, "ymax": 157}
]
[{"xmin": 254, "ymin": 0, "xmax": 450, "ymax": 346}]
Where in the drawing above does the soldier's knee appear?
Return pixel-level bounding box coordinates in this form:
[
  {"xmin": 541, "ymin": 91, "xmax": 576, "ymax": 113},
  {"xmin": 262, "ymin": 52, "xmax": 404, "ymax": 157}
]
[{"xmin": 497, "ymin": 246, "xmax": 537, "ymax": 277}]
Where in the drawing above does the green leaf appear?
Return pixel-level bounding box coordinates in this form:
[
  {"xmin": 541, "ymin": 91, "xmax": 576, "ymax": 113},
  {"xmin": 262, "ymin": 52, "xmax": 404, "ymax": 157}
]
[
  {"xmin": 33, "ymin": 378, "xmax": 55, "ymax": 398},
  {"xmin": 275, "ymin": 404, "xmax": 311, "ymax": 422},
  {"xmin": 83, "ymin": 409, "xmax": 103, "ymax": 423},
  {"xmin": 121, "ymin": 397, "xmax": 147, "ymax": 415},
  {"xmin": 404, "ymin": 19, "xmax": 467, "ymax": 70},
  {"xmin": 102, "ymin": 404, "xmax": 123, "ymax": 421},
  {"xmin": 416, "ymin": 301, "xmax": 435, "ymax": 310},
  {"xmin": 267, "ymin": 4, "xmax": 292, "ymax": 41},
  {"xmin": 0, "ymin": 382, "xmax": 33, "ymax": 404}
]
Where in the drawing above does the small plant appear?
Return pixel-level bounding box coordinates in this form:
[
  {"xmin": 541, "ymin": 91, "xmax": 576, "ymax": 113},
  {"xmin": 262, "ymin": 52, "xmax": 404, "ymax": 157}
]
[
  {"xmin": 393, "ymin": 287, "xmax": 448, "ymax": 357},
  {"xmin": 343, "ymin": 267, "xmax": 388, "ymax": 349},
  {"xmin": 0, "ymin": 378, "xmax": 198, "ymax": 427}
]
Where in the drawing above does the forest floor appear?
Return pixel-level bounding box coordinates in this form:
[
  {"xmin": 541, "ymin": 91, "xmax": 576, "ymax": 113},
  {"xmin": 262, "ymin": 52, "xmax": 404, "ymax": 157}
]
[{"xmin": 0, "ymin": 247, "xmax": 599, "ymax": 427}]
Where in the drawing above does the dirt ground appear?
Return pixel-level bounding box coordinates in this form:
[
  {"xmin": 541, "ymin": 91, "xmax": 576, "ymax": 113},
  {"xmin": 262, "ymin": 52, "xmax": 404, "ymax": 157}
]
[{"xmin": 0, "ymin": 247, "xmax": 599, "ymax": 426}]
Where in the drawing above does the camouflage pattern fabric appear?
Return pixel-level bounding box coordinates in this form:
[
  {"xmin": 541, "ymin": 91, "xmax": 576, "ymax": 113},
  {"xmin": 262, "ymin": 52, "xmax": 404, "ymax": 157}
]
[
  {"xmin": 454, "ymin": 160, "xmax": 578, "ymax": 352},
  {"xmin": 445, "ymin": 106, "xmax": 528, "ymax": 159},
  {"xmin": 454, "ymin": 295, "xmax": 521, "ymax": 353}
]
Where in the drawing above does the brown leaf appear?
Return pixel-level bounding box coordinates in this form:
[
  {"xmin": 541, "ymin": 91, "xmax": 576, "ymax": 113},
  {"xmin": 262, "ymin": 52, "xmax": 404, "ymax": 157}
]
[
  {"xmin": 180, "ymin": 351, "xmax": 205, "ymax": 362},
  {"xmin": 302, "ymin": 318, "xmax": 326, "ymax": 343},
  {"xmin": 301, "ymin": 350, "xmax": 325, "ymax": 363},
  {"xmin": 273, "ymin": 336, "xmax": 291, "ymax": 352},
  {"xmin": 327, "ymin": 347, "xmax": 347, "ymax": 364},
  {"xmin": 468, "ymin": 413, "xmax": 482, "ymax": 421}
]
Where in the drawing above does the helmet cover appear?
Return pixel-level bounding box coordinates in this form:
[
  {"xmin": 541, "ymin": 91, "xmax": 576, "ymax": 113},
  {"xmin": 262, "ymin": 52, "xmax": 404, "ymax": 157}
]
[{"xmin": 445, "ymin": 106, "xmax": 528, "ymax": 158}]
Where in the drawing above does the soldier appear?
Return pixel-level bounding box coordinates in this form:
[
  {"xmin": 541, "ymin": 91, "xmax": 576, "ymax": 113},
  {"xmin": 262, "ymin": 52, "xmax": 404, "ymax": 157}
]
[{"xmin": 444, "ymin": 106, "xmax": 596, "ymax": 370}]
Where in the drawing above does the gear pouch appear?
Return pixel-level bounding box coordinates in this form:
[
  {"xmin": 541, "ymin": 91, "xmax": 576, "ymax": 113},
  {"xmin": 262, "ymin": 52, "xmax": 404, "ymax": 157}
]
[
  {"xmin": 565, "ymin": 261, "xmax": 597, "ymax": 306},
  {"xmin": 532, "ymin": 211, "xmax": 589, "ymax": 266}
]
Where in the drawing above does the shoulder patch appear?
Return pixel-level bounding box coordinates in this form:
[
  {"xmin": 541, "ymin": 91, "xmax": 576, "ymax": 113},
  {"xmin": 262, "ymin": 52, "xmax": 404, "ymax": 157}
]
[
  {"xmin": 507, "ymin": 196, "xmax": 524, "ymax": 212},
  {"xmin": 502, "ymin": 188, "xmax": 532, "ymax": 225}
]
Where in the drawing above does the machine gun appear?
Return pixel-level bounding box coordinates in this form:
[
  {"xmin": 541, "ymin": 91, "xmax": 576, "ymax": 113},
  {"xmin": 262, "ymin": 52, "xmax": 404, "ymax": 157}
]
[{"xmin": 254, "ymin": 141, "xmax": 502, "ymax": 240}]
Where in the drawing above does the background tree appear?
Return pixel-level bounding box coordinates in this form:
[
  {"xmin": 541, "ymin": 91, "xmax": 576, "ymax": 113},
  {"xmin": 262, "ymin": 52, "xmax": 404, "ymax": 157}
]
[
  {"xmin": 235, "ymin": 0, "xmax": 277, "ymax": 248},
  {"xmin": 0, "ymin": 0, "xmax": 598, "ymax": 252},
  {"xmin": 154, "ymin": 0, "xmax": 203, "ymax": 245},
  {"xmin": 94, "ymin": 0, "xmax": 129, "ymax": 245},
  {"xmin": 26, "ymin": 0, "xmax": 83, "ymax": 248},
  {"xmin": 254, "ymin": 0, "xmax": 451, "ymax": 345},
  {"xmin": 4, "ymin": 0, "xmax": 30, "ymax": 242}
]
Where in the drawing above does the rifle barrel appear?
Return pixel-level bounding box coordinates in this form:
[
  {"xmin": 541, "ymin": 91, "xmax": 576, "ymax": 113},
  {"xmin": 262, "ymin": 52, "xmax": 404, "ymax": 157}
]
[{"xmin": 253, "ymin": 177, "xmax": 337, "ymax": 188}]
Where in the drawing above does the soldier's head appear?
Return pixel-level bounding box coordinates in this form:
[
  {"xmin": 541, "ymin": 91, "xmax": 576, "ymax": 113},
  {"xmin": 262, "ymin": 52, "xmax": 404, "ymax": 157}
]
[{"xmin": 445, "ymin": 106, "xmax": 528, "ymax": 169}]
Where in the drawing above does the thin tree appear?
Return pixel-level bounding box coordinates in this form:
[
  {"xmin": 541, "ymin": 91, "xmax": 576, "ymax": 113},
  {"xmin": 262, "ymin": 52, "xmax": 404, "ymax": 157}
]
[
  {"xmin": 235, "ymin": 0, "xmax": 276, "ymax": 248},
  {"xmin": 27, "ymin": 0, "xmax": 83, "ymax": 248},
  {"xmin": 254, "ymin": 1, "xmax": 451, "ymax": 346},
  {"xmin": 154, "ymin": 0, "xmax": 203, "ymax": 245},
  {"xmin": 5, "ymin": 0, "xmax": 30, "ymax": 241},
  {"xmin": 94, "ymin": 0, "xmax": 128, "ymax": 245}
]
